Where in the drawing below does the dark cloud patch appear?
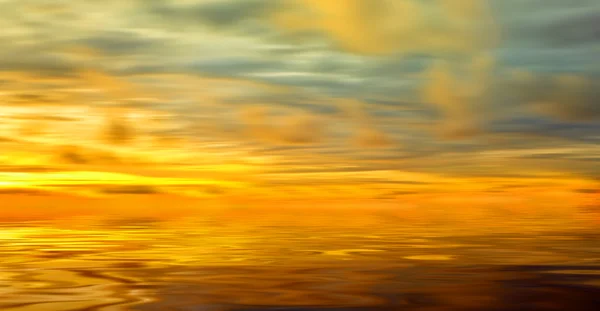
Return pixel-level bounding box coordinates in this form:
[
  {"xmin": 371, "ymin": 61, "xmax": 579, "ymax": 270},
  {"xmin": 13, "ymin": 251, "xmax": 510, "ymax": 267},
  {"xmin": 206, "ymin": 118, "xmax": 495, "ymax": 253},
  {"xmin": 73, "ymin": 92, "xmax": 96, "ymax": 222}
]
[
  {"xmin": 516, "ymin": 153, "xmax": 576, "ymax": 160},
  {"xmin": 147, "ymin": 0, "xmax": 274, "ymax": 30},
  {"xmin": 12, "ymin": 93, "xmax": 46, "ymax": 102},
  {"xmin": 376, "ymin": 190, "xmax": 420, "ymax": 199},
  {"xmin": 388, "ymin": 190, "xmax": 420, "ymax": 195},
  {"xmin": 540, "ymin": 12, "xmax": 600, "ymax": 47},
  {"xmin": 190, "ymin": 57, "xmax": 287, "ymax": 77},
  {"xmin": 0, "ymin": 49, "xmax": 76, "ymax": 76},
  {"xmin": 58, "ymin": 145, "xmax": 89, "ymax": 165},
  {"xmin": 251, "ymin": 74, "xmax": 359, "ymax": 94},
  {"xmin": 99, "ymin": 185, "xmax": 162, "ymax": 195},
  {"xmin": 262, "ymin": 179, "xmax": 430, "ymax": 187},
  {"xmin": 513, "ymin": 74, "xmax": 600, "ymax": 122},
  {"xmin": 201, "ymin": 185, "xmax": 226, "ymax": 195},
  {"xmin": 362, "ymin": 55, "xmax": 433, "ymax": 78},
  {"xmin": 9, "ymin": 114, "xmax": 78, "ymax": 122},
  {"xmin": 498, "ymin": 48, "xmax": 598, "ymax": 74},
  {"xmin": 573, "ymin": 157, "xmax": 600, "ymax": 163},
  {"xmin": 489, "ymin": 116, "xmax": 600, "ymax": 144},
  {"xmin": 574, "ymin": 188, "xmax": 599, "ymax": 194},
  {"xmin": 0, "ymin": 188, "xmax": 51, "ymax": 196},
  {"xmin": 190, "ymin": 0, "xmax": 273, "ymax": 28},
  {"xmin": 223, "ymin": 91, "xmax": 338, "ymax": 115},
  {"xmin": 372, "ymin": 180, "xmax": 432, "ymax": 185},
  {"xmin": 103, "ymin": 115, "xmax": 135, "ymax": 145},
  {"xmin": 0, "ymin": 165, "xmax": 58, "ymax": 173},
  {"xmin": 501, "ymin": 6, "xmax": 600, "ymax": 48},
  {"xmin": 0, "ymin": 136, "xmax": 18, "ymax": 143},
  {"xmin": 76, "ymin": 30, "xmax": 164, "ymax": 56},
  {"xmin": 1, "ymin": 92, "xmax": 73, "ymax": 107},
  {"xmin": 56, "ymin": 145, "xmax": 122, "ymax": 165},
  {"xmin": 485, "ymin": 184, "xmax": 528, "ymax": 193},
  {"xmin": 266, "ymin": 167, "xmax": 391, "ymax": 174}
]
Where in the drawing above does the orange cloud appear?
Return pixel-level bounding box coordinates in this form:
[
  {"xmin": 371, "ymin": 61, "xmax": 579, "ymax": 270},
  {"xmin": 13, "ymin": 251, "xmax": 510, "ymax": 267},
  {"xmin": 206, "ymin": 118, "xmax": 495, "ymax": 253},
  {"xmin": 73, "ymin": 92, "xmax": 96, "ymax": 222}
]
[
  {"xmin": 338, "ymin": 99, "xmax": 394, "ymax": 147},
  {"xmin": 421, "ymin": 53, "xmax": 494, "ymax": 139},
  {"xmin": 240, "ymin": 105, "xmax": 327, "ymax": 145}
]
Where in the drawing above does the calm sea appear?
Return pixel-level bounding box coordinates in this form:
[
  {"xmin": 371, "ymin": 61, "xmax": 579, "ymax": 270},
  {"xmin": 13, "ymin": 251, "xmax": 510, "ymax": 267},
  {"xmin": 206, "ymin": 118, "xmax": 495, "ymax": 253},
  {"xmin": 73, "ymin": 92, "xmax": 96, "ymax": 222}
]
[{"xmin": 1, "ymin": 215, "xmax": 599, "ymax": 310}]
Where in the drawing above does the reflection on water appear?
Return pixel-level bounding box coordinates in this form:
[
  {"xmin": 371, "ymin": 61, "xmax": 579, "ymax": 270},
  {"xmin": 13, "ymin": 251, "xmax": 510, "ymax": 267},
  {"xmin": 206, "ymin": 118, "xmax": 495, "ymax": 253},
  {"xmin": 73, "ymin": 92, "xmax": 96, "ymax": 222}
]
[{"xmin": 1, "ymin": 217, "xmax": 599, "ymax": 311}]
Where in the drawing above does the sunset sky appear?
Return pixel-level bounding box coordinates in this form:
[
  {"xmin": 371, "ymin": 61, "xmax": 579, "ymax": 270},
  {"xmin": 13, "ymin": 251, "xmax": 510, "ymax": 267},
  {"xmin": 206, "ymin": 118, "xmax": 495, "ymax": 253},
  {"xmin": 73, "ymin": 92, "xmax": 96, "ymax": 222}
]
[{"xmin": 0, "ymin": 0, "xmax": 598, "ymax": 218}]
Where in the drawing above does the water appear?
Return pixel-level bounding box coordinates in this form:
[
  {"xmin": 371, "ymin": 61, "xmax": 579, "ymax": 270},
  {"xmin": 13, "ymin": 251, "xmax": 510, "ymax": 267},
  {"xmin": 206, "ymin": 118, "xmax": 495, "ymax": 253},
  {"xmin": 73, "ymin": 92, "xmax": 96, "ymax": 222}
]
[{"xmin": 1, "ymin": 216, "xmax": 599, "ymax": 311}]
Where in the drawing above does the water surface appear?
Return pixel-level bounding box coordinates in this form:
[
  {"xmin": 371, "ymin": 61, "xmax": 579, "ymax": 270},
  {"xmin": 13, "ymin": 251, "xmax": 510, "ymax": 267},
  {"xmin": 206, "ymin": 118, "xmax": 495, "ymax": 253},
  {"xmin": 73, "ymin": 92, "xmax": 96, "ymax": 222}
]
[{"xmin": 1, "ymin": 217, "xmax": 599, "ymax": 310}]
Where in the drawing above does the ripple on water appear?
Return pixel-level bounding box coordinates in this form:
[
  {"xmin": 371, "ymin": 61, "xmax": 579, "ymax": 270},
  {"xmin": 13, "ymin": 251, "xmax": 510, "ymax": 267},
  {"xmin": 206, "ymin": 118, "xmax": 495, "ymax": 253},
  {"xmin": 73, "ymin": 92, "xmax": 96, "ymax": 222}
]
[
  {"xmin": 403, "ymin": 255, "xmax": 455, "ymax": 261},
  {"xmin": 321, "ymin": 249, "xmax": 385, "ymax": 256},
  {"xmin": 543, "ymin": 270, "xmax": 600, "ymax": 275},
  {"xmin": 1, "ymin": 221, "xmax": 600, "ymax": 310}
]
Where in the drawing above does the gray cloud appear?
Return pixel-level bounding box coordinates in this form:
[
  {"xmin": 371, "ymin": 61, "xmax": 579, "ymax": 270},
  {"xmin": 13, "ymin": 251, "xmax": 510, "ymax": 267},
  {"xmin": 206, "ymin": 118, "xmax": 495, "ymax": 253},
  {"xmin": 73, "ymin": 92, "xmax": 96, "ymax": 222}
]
[
  {"xmin": 538, "ymin": 12, "xmax": 600, "ymax": 47},
  {"xmin": 75, "ymin": 30, "xmax": 165, "ymax": 56},
  {"xmin": 0, "ymin": 52, "xmax": 76, "ymax": 76},
  {"xmin": 527, "ymin": 75, "xmax": 600, "ymax": 121},
  {"xmin": 146, "ymin": 0, "xmax": 274, "ymax": 31},
  {"xmin": 495, "ymin": 71, "xmax": 600, "ymax": 122},
  {"xmin": 498, "ymin": 1, "xmax": 600, "ymax": 48}
]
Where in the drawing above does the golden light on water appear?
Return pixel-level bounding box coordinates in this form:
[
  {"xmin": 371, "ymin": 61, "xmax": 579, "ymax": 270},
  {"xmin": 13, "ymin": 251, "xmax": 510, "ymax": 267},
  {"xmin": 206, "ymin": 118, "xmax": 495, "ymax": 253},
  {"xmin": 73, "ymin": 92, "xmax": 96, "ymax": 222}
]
[{"xmin": 1, "ymin": 217, "xmax": 599, "ymax": 310}]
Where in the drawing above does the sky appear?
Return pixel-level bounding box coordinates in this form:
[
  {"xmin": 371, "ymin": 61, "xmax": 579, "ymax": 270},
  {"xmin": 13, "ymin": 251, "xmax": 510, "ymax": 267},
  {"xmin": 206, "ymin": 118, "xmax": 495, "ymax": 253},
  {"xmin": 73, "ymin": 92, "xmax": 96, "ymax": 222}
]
[{"xmin": 0, "ymin": 0, "xmax": 598, "ymax": 218}]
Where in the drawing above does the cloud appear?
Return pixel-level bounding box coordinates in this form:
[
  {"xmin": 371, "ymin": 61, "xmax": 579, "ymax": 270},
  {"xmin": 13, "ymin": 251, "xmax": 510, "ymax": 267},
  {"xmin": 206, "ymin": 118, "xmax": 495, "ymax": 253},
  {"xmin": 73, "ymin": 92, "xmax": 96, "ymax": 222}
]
[
  {"xmin": 273, "ymin": 0, "xmax": 497, "ymax": 55},
  {"xmin": 3, "ymin": 93, "xmax": 64, "ymax": 107},
  {"xmin": 537, "ymin": 11, "xmax": 600, "ymax": 47},
  {"xmin": 500, "ymin": 3, "xmax": 600, "ymax": 48},
  {"xmin": 1, "ymin": 0, "xmax": 599, "ymax": 200},
  {"xmin": 56, "ymin": 145, "xmax": 122, "ymax": 165},
  {"xmin": 494, "ymin": 69, "xmax": 600, "ymax": 123},
  {"xmin": 240, "ymin": 105, "xmax": 327, "ymax": 145},
  {"xmin": 0, "ymin": 136, "xmax": 18, "ymax": 143},
  {"xmin": 9, "ymin": 115, "xmax": 78, "ymax": 122},
  {"xmin": 574, "ymin": 188, "xmax": 599, "ymax": 194},
  {"xmin": 147, "ymin": 0, "xmax": 273, "ymax": 29},
  {"xmin": 0, "ymin": 188, "xmax": 52, "ymax": 195},
  {"xmin": 353, "ymin": 127, "xmax": 393, "ymax": 148},
  {"xmin": 337, "ymin": 98, "xmax": 395, "ymax": 147},
  {"xmin": 0, "ymin": 165, "xmax": 57, "ymax": 173},
  {"xmin": 184, "ymin": 0, "xmax": 273, "ymax": 28},
  {"xmin": 76, "ymin": 30, "xmax": 164, "ymax": 56},
  {"xmin": 278, "ymin": 113, "xmax": 327, "ymax": 144},
  {"xmin": 525, "ymin": 74, "xmax": 600, "ymax": 121},
  {"xmin": 421, "ymin": 53, "xmax": 494, "ymax": 139},
  {"xmin": 57, "ymin": 145, "xmax": 89, "ymax": 165},
  {"xmin": 99, "ymin": 185, "xmax": 162, "ymax": 195},
  {"xmin": 375, "ymin": 190, "xmax": 420, "ymax": 199},
  {"xmin": 101, "ymin": 113, "xmax": 136, "ymax": 146},
  {"xmin": 0, "ymin": 48, "xmax": 76, "ymax": 76},
  {"xmin": 79, "ymin": 69, "xmax": 137, "ymax": 99}
]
